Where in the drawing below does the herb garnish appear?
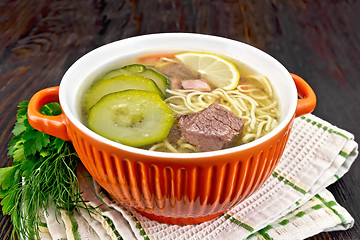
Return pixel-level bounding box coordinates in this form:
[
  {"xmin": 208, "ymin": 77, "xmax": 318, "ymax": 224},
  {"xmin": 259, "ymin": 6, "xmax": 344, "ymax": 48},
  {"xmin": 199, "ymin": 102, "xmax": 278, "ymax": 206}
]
[{"xmin": 0, "ymin": 101, "xmax": 85, "ymax": 239}]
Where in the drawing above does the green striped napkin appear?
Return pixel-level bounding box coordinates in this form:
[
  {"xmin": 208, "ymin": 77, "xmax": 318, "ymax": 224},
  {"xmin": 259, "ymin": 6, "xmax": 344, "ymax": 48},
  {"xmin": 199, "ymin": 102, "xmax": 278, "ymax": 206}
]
[{"xmin": 40, "ymin": 114, "xmax": 358, "ymax": 240}]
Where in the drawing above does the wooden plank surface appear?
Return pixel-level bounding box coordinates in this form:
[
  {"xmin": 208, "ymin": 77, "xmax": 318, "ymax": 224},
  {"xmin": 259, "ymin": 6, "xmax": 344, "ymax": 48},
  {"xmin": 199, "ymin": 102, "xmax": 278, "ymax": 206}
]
[{"xmin": 0, "ymin": 0, "xmax": 359, "ymax": 239}]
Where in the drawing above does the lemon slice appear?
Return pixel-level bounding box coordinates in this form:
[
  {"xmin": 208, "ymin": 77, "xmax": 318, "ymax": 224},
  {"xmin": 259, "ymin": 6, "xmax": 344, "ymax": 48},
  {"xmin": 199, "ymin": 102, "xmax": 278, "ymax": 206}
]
[{"xmin": 175, "ymin": 52, "xmax": 240, "ymax": 90}]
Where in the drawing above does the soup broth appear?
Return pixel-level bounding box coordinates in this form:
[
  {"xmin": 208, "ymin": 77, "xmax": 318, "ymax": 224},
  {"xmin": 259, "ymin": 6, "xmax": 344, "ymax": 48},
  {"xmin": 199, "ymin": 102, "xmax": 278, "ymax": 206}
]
[{"xmin": 81, "ymin": 51, "xmax": 280, "ymax": 153}]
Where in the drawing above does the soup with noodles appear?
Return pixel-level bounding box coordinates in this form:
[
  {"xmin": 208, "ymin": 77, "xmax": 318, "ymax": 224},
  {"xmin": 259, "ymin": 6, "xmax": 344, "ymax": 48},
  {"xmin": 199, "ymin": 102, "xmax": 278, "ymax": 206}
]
[{"xmin": 82, "ymin": 51, "xmax": 280, "ymax": 153}]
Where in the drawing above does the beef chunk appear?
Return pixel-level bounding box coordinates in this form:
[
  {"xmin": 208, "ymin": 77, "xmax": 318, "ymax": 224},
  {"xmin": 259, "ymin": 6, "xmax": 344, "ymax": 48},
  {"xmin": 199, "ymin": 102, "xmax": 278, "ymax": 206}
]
[
  {"xmin": 167, "ymin": 124, "xmax": 182, "ymax": 144},
  {"xmin": 178, "ymin": 103, "xmax": 245, "ymax": 151},
  {"xmin": 181, "ymin": 79, "xmax": 211, "ymax": 91},
  {"xmin": 169, "ymin": 77, "xmax": 182, "ymax": 89},
  {"xmin": 156, "ymin": 61, "xmax": 200, "ymax": 81}
]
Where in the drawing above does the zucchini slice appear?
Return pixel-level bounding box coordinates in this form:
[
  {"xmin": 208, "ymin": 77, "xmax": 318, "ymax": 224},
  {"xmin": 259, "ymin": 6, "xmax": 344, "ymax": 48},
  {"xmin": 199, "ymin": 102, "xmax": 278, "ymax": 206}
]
[
  {"xmin": 83, "ymin": 74, "xmax": 163, "ymax": 113},
  {"xmin": 87, "ymin": 90, "xmax": 174, "ymax": 147},
  {"xmin": 101, "ymin": 64, "xmax": 170, "ymax": 96}
]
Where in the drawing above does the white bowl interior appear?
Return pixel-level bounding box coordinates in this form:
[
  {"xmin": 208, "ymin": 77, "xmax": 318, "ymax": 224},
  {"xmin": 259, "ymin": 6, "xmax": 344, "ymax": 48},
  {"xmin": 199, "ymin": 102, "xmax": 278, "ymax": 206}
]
[{"xmin": 59, "ymin": 33, "xmax": 297, "ymax": 158}]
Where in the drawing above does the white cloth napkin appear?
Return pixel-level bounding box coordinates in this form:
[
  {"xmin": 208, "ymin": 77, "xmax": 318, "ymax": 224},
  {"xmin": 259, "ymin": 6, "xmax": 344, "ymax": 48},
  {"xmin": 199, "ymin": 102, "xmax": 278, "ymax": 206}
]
[{"xmin": 40, "ymin": 114, "xmax": 358, "ymax": 240}]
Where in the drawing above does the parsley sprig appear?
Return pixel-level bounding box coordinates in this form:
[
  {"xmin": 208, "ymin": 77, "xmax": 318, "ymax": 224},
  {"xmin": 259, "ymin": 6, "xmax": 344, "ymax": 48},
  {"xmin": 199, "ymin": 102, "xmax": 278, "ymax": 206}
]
[{"xmin": 0, "ymin": 101, "xmax": 85, "ymax": 239}]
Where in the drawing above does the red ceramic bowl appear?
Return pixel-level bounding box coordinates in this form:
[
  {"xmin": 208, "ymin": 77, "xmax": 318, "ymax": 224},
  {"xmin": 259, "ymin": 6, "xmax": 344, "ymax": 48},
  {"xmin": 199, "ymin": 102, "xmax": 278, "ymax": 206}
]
[{"xmin": 27, "ymin": 33, "xmax": 316, "ymax": 225}]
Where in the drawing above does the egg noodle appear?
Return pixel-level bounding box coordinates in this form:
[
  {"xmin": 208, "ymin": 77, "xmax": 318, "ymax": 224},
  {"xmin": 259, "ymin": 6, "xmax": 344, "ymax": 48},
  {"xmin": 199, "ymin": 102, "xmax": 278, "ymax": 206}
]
[{"xmin": 148, "ymin": 75, "xmax": 280, "ymax": 153}]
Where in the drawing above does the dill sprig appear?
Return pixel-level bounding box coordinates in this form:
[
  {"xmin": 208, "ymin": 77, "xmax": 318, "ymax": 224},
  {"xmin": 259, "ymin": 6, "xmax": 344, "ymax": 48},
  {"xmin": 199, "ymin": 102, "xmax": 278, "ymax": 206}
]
[{"xmin": 0, "ymin": 101, "xmax": 87, "ymax": 239}]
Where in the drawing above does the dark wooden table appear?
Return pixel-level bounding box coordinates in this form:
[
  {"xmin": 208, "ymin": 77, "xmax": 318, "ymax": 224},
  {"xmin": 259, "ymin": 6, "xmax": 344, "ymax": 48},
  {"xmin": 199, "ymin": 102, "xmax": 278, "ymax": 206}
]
[{"xmin": 1, "ymin": 1, "xmax": 359, "ymax": 239}]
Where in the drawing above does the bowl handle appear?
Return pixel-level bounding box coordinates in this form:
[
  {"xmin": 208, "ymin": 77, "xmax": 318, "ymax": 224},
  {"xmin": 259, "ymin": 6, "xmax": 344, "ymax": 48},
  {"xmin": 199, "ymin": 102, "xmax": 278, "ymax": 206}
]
[
  {"xmin": 291, "ymin": 73, "xmax": 317, "ymax": 118},
  {"xmin": 27, "ymin": 86, "xmax": 71, "ymax": 141}
]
